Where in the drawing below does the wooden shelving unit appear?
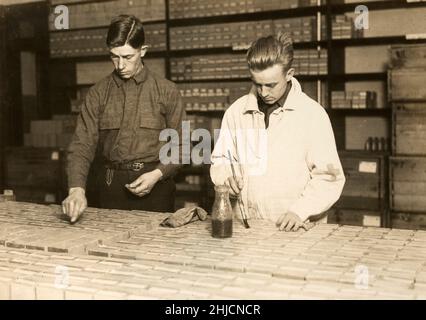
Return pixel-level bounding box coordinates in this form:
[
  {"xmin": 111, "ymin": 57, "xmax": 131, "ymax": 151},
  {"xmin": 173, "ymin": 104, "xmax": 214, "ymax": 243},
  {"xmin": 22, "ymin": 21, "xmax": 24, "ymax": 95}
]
[{"xmin": 41, "ymin": 0, "xmax": 426, "ymax": 215}]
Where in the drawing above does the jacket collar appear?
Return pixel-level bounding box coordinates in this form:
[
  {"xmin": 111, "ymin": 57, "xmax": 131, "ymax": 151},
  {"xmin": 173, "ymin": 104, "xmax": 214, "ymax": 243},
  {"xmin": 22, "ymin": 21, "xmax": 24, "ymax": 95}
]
[
  {"xmin": 112, "ymin": 63, "xmax": 149, "ymax": 87},
  {"xmin": 243, "ymin": 77, "xmax": 302, "ymax": 114}
]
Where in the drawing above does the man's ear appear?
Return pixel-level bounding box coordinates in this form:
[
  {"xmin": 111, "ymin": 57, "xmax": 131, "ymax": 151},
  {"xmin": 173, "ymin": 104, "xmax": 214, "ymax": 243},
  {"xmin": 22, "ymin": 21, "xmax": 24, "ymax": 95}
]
[
  {"xmin": 286, "ymin": 68, "xmax": 295, "ymax": 81},
  {"xmin": 140, "ymin": 45, "xmax": 149, "ymax": 58}
]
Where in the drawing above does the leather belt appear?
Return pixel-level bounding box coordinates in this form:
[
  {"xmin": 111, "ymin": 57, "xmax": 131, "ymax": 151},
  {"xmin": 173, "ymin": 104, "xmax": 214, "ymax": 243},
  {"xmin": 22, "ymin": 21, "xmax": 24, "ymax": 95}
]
[{"xmin": 105, "ymin": 161, "xmax": 145, "ymax": 172}]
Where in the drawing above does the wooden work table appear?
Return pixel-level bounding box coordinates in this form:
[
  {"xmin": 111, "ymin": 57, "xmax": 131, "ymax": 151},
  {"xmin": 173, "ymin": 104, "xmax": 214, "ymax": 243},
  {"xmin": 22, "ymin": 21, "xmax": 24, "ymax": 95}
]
[{"xmin": 0, "ymin": 201, "xmax": 426, "ymax": 300}]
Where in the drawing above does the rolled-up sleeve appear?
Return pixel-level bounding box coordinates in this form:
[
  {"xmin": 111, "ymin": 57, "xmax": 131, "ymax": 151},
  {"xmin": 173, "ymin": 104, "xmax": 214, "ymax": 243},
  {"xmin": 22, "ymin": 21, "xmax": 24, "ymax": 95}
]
[
  {"xmin": 288, "ymin": 108, "xmax": 346, "ymax": 222},
  {"xmin": 66, "ymin": 86, "xmax": 100, "ymax": 189},
  {"xmin": 156, "ymin": 84, "xmax": 187, "ymax": 179}
]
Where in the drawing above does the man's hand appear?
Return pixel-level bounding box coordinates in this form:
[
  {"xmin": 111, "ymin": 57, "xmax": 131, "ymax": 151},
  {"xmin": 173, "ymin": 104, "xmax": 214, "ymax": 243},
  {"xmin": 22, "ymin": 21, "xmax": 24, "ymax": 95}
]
[
  {"xmin": 126, "ymin": 169, "xmax": 163, "ymax": 197},
  {"xmin": 276, "ymin": 211, "xmax": 314, "ymax": 232},
  {"xmin": 225, "ymin": 176, "xmax": 243, "ymax": 198},
  {"xmin": 62, "ymin": 187, "xmax": 87, "ymax": 224}
]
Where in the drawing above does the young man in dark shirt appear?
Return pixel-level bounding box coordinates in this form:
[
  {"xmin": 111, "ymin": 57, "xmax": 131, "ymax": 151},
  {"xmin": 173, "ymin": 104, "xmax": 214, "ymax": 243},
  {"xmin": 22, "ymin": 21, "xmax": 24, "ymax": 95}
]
[{"xmin": 62, "ymin": 15, "xmax": 185, "ymax": 222}]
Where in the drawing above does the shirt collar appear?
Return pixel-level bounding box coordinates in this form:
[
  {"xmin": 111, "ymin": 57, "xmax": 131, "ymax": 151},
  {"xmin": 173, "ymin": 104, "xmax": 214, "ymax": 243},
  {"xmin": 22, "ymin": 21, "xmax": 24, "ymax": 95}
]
[
  {"xmin": 112, "ymin": 63, "xmax": 149, "ymax": 87},
  {"xmin": 243, "ymin": 77, "xmax": 302, "ymax": 114}
]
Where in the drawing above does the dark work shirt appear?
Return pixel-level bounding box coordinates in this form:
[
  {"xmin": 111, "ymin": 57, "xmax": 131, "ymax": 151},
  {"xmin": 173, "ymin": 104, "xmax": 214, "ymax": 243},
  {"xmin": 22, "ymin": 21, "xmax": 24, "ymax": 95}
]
[
  {"xmin": 258, "ymin": 81, "xmax": 292, "ymax": 128},
  {"xmin": 67, "ymin": 65, "xmax": 186, "ymax": 189}
]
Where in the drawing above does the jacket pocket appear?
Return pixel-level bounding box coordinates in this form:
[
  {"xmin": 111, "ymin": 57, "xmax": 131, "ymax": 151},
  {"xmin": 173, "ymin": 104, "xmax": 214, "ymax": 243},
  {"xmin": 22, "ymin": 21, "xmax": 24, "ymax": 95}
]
[{"xmin": 140, "ymin": 113, "xmax": 166, "ymax": 130}]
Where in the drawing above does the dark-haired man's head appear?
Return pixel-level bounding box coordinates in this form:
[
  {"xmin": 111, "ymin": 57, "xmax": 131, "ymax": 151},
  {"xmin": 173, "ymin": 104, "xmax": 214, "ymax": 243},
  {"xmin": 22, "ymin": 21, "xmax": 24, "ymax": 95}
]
[
  {"xmin": 107, "ymin": 15, "xmax": 147, "ymax": 79},
  {"xmin": 247, "ymin": 32, "xmax": 295, "ymax": 105}
]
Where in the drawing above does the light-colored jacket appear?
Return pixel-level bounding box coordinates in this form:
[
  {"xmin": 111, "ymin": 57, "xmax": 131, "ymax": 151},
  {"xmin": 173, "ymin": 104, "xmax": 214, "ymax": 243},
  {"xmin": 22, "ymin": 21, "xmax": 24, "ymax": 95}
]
[{"xmin": 210, "ymin": 77, "xmax": 345, "ymax": 223}]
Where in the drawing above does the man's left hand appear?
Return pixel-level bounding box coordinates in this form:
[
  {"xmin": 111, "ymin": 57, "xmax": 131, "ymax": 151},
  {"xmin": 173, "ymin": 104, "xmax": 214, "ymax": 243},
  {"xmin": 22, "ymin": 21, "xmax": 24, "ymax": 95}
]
[
  {"xmin": 276, "ymin": 211, "xmax": 310, "ymax": 232},
  {"xmin": 126, "ymin": 169, "xmax": 163, "ymax": 197}
]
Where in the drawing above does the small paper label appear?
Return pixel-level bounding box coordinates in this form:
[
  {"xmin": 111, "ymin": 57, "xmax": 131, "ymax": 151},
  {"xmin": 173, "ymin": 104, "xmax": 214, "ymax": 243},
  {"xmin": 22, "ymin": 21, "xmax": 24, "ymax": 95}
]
[
  {"xmin": 51, "ymin": 151, "xmax": 59, "ymax": 161},
  {"xmin": 359, "ymin": 161, "xmax": 377, "ymax": 173},
  {"xmin": 363, "ymin": 215, "xmax": 381, "ymax": 227}
]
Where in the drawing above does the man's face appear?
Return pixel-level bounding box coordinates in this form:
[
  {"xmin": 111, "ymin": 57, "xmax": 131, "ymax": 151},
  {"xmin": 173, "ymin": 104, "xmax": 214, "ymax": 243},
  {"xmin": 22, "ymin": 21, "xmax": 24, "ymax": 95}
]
[
  {"xmin": 109, "ymin": 44, "xmax": 146, "ymax": 79},
  {"xmin": 250, "ymin": 64, "xmax": 294, "ymax": 105}
]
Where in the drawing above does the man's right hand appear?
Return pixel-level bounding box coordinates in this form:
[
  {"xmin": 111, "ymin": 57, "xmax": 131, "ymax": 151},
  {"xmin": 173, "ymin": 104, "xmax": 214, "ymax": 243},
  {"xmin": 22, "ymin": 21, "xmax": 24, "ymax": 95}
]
[
  {"xmin": 225, "ymin": 176, "xmax": 244, "ymax": 198},
  {"xmin": 62, "ymin": 187, "xmax": 87, "ymax": 224}
]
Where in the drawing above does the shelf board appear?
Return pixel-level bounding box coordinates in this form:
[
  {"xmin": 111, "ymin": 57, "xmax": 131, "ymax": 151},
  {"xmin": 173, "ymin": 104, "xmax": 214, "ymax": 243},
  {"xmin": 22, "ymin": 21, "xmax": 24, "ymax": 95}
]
[
  {"xmin": 337, "ymin": 149, "xmax": 390, "ymax": 157},
  {"xmin": 169, "ymin": 5, "xmax": 326, "ymax": 27},
  {"xmin": 332, "ymin": 36, "xmax": 426, "ymax": 46},
  {"xmin": 170, "ymin": 41, "xmax": 326, "ymax": 57},
  {"xmin": 49, "ymin": 51, "xmax": 167, "ymax": 62},
  {"xmin": 328, "ymin": 108, "xmax": 392, "ymax": 117},
  {"xmin": 331, "ymin": 72, "xmax": 387, "ymax": 82},
  {"xmin": 330, "ymin": 0, "xmax": 426, "ymax": 13},
  {"xmin": 174, "ymin": 74, "xmax": 326, "ymax": 84}
]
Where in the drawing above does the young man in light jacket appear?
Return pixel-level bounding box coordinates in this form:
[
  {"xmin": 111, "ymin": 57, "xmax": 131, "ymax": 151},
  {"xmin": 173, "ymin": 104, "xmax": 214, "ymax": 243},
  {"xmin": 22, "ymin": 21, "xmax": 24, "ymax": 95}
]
[{"xmin": 210, "ymin": 32, "xmax": 345, "ymax": 232}]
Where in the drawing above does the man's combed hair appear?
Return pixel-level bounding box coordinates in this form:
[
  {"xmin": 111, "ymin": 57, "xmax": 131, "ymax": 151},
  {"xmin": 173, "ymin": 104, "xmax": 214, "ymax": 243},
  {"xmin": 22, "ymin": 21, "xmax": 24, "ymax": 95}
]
[
  {"xmin": 247, "ymin": 32, "xmax": 294, "ymax": 72},
  {"xmin": 106, "ymin": 15, "xmax": 145, "ymax": 49}
]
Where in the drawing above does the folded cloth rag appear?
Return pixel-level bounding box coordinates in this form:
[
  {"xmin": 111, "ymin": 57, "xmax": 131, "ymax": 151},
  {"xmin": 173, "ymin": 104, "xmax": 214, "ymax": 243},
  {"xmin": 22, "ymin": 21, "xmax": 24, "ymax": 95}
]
[{"xmin": 160, "ymin": 206, "xmax": 208, "ymax": 228}]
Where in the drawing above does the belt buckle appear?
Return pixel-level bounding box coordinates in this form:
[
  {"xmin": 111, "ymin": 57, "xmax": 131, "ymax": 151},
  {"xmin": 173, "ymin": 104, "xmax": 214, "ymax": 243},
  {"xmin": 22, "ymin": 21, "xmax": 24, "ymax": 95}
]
[{"xmin": 131, "ymin": 162, "xmax": 144, "ymax": 171}]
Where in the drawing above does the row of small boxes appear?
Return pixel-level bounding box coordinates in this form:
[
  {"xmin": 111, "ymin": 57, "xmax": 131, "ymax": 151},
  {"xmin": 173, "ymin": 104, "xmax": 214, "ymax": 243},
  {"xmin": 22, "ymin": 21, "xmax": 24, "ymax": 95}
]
[
  {"xmin": 332, "ymin": 14, "xmax": 364, "ymax": 39},
  {"xmin": 171, "ymin": 49, "xmax": 327, "ymax": 81},
  {"xmin": 24, "ymin": 115, "xmax": 77, "ymax": 148},
  {"xmin": 48, "ymin": 0, "xmax": 165, "ymax": 31},
  {"xmin": 50, "ymin": 23, "xmax": 166, "ymax": 58},
  {"xmin": 169, "ymin": 0, "xmax": 319, "ymax": 19},
  {"xmin": 170, "ymin": 17, "xmax": 317, "ymax": 51},
  {"xmin": 170, "ymin": 54, "xmax": 249, "ymax": 81},
  {"xmin": 186, "ymin": 114, "xmax": 223, "ymax": 135},
  {"xmin": 293, "ymin": 49, "xmax": 327, "ymax": 75},
  {"xmin": 331, "ymin": 91, "xmax": 377, "ymax": 109},
  {"xmin": 177, "ymin": 82, "xmax": 251, "ymax": 111}
]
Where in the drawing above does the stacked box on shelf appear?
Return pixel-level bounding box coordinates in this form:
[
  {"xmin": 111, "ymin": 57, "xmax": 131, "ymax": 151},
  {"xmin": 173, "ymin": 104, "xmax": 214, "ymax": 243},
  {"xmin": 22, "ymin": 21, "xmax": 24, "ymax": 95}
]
[
  {"xmin": 392, "ymin": 103, "xmax": 426, "ymax": 156},
  {"xmin": 273, "ymin": 16, "xmax": 317, "ymax": 43},
  {"xmin": 50, "ymin": 23, "xmax": 166, "ymax": 58},
  {"xmin": 170, "ymin": 17, "xmax": 317, "ymax": 51},
  {"xmin": 389, "ymin": 44, "xmax": 426, "ymax": 230},
  {"xmin": 168, "ymin": 0, "xmax": 317, "ymax": 19},
  {"xmin": 331, "ymin": 152, "xmax": 387, "ymax": 227},
  {"xmin": 293, "ymin": 49, "xmax": 327, "ymax": 76},
  {"xmin": 390, "ymin": 157, "xmax": 426, "ymax": 230},
  {"xmin": 331, "ymin": 90, "xmax": 377, "ymax": 109},
  {"xmin": 170, "ymin": 20, "xmax": 273, "ymax": 50},
  {"xmin": 171, "ymin": 50, "xmax": 327, "ymax": 81},
  {"xmin": 332, "ymin": 14, "xmax": 363, "ymax": 39},
  {"xmin": 24, "ymin": 115, "xmax": 78, "ymax": 148},
  {"xmin": 177, "ymin": 82, "xmax": 251, "ymax": 112},
  {"xmin": 48, "ymin": 0, "xmax": 165, "ymax": 31},
  {"xmin": 170, "ymin": 54, "xmax": 249, "ymax": 81},
  {"xmin": 388, "ymin": 68, "xmax": 426, "ymax": 101},
  {"xmin": 390, "ymin": 44, "xmax": 426, "ymax": 69},
  {"xmin": 3, "ymin": 147, "xmax": 66, "ymax": 205}
]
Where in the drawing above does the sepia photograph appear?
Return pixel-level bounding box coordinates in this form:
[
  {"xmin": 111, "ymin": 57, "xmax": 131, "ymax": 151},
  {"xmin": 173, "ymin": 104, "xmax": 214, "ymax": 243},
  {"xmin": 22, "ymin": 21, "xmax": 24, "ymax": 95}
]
[{"xmin": 0, "ymin": 0, "xmax": 426, "ymax": 307}]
